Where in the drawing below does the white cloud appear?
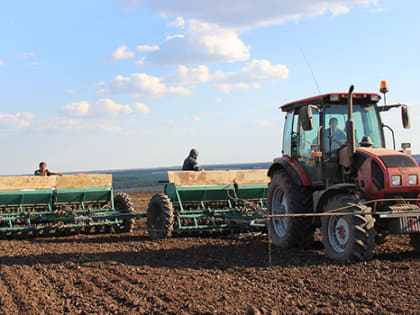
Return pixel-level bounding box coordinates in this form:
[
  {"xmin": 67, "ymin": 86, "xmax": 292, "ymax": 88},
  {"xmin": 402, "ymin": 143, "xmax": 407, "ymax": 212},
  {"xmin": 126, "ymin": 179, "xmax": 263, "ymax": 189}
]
[
  {"xmin": 167, "ymin": 16, "xmax": 185, "ymax": 28},
  {"xmin": 192, "ymin": 115, "xmax": 200, "ymax": 122},
  {"xmin": 370, "ymin": 7, "xmax": 389, "ymax": 13},
  {"xmin": 61, "ymin": 98, "xmax": 153, "ymax": 119},
  {"xmin": 64, "ymin": 89, "xmax": 75, "ymax": 94},
  {"xmin": 105, "ymin": 73, "xmax": 192, "ymax": 98},
  {"xmin": 116, "ymin": 0, "xmax": 375, "ymax": 29},
  {"xmin": 37, "ymin": 118, "xmax": 122, "ymax": 132},
  {"xmin": 329, "ymin": 4, "xmax": 351, "ymax": 15},
  {"xmin": 165, "ymin": 34, "xmax": 184, "ymax": 41},
  {"xmin": 0, "ymin": 60, "xmax": 5, "ymax": 66},
  {"xmin": 165, "ymin": 59, "xmax": 288, "ymax": 92},
  {"xmin": 148, "ymin": 19, "xmax": 250, "ymax": 65},
  {"xmin": 22, "ymin": 52, "xmax": 36, "ymax": 58},
  {"xmin": 0, "ymin": 112, "xmax": 35, "ymax": 129},
  {"xmin": 258, "ymin": 120, "xmax": 273, "ymax": 127},
  {"xmin": 29, "ymin": 61, "xmax": 40, "ymax": 66},
  {"xmin": 136, "ymin": 45, "xmax": 160, "ymax": 52},
  {"xmin": 214, "ymin": 83, "xmax": 252, "ymax": 94},
  {"xmin": 134, "ymin": 103, "xmax": 150, "ymax": 114},
  {"xmin": 216, "ymin": 97, "xmax": 222, "ymax": 103},
  {"xmin": 135, "ymin": 57, "xmax": 146, "ymax": 66},
  {"xmin": 97, "ymin": 98, "xmax": 133, "ymax": 116},
  {"xmin": 111, "ymin": 45, "xmax": 136, "ymax": 60},
  {"xmin": 233, "ymin": 59, "xmax": 288, "ymax": 81},
  {"xmin": 62, "ymin": 99, "xmax": 135, "ymax": 117},
  {"xmin": 166, "ymin": 65, "xmax": 210, "ymax": 85},
  {"xmin": 61, "ymin": 101, "xmax": 90, "ymax": 116}
]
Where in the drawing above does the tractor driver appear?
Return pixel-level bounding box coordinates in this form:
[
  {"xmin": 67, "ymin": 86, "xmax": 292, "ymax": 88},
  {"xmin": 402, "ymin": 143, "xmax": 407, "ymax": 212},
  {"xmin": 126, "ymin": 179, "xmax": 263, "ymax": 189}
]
[
  {"xmin": 34, "ymin": 162, "xmax": 63, "ymax": 176},
  {"xmin": 325, "ymin": 117, "xmax": 346, "ymax": 151}
]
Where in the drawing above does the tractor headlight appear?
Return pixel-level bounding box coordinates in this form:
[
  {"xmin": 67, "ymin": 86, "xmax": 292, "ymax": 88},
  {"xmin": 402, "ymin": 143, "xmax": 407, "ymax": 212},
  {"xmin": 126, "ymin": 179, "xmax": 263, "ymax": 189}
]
[
  {"xmin": 408, "ymin": 175, "xmax": 418, "ymax": 185},
  {"xmin": 392, "ymin": 175, "xmax": 401, "ymax": 186}
]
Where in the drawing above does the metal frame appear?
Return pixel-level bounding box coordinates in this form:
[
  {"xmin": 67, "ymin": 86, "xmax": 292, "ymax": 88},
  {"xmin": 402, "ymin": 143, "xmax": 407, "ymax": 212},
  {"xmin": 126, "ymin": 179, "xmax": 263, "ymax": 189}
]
[{"xmin": 164, "ymin": 183, "xmax": 268, "ymax": 232}]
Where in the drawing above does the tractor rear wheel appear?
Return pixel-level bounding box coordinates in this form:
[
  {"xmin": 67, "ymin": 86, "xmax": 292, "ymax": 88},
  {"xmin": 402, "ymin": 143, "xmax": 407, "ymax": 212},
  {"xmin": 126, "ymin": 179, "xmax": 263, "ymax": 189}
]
[
  {"xmin": 147, "ymin": 193, "xmax": 174, "ymax": 239},
  {"xmin": 321, "ymin": 194, "xmax": 376, "ymax": 263},
  {"xmin": 114, "ymin": 192, "xmax": 135, "ymax": 233},
  {"xmin": 267, "ymin": 170, "xmax": 314, "ymax": 248},
  {"xmin": 409, "ymin": 234, "xmax": 420, "ymax": 252}
]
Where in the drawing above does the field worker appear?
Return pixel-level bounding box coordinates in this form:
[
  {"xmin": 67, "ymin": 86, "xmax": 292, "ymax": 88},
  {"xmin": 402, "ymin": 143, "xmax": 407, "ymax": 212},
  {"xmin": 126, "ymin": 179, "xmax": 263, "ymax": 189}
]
[
  {"xmin": 182, "ymin": 149, "xmax": 203, "ymax": 171},
  {"xmin": 34, "ymin": 162, "xmax": 63, "ymax": 176}
]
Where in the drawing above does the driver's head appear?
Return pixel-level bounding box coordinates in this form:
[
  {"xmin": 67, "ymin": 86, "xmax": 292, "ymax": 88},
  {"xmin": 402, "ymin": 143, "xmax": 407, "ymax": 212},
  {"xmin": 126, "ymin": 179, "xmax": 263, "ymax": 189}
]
[{"xmin": 329, "ymin": 118, "xmax": 338, "ymax": 131}]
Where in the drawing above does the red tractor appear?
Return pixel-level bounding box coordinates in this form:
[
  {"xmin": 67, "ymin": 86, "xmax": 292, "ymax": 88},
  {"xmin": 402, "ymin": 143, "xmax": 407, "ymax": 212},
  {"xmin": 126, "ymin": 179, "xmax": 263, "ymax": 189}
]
[{"xmin": 268, "ymin": 82, "xmax": 420, "ymax": 262}]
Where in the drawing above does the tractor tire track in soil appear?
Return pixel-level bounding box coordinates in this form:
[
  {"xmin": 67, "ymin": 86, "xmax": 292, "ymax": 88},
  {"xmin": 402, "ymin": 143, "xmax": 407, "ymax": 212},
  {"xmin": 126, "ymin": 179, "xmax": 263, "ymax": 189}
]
[{"xmin": 0, "ymin": 191, "xmax": 419, "ymax": 314}]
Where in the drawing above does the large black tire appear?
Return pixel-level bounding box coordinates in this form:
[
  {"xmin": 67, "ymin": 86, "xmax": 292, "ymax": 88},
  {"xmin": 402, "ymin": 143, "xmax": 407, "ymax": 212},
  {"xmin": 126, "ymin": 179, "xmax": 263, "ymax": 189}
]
[
  {"xmin": 267, "ymin": 169, "xmax": 315, "ymax": 248},
  {"xmin": 409, "ymin": 234, "xmax": 420, "ymax": 252},
  {"xmin": 321, "ymin": 194, "xmax": 376, "ymax": 263},
  {"xmin": 114, "ymin": 192, "xmax": 135, "ymax": 233},
  {"xmin": 147, "ymin": 193, "xmax": 174, "ymax": 240}
]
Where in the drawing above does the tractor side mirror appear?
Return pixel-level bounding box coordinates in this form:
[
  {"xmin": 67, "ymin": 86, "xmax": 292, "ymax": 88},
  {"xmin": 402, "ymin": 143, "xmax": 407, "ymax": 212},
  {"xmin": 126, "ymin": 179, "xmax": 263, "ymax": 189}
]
[
  {"xmin": 401, "ymin": 105, "xmax": 410, "ymax": 129},
  {"xmin": 299, "ymin": 105, "xmax": 313, "ymax": 131}
]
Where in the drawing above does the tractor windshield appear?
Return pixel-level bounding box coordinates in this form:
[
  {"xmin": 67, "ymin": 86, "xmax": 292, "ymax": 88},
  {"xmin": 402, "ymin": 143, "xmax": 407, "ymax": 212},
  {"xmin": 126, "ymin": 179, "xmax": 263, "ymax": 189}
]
[{"xmin": 324, "ymin": 104, "xmax": 383, "ymax": 153}]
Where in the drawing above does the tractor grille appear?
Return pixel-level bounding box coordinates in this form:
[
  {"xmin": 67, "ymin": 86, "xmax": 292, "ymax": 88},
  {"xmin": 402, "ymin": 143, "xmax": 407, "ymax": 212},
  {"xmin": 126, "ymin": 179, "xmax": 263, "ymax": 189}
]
[{"xmin": 380, "ymin": 155, "xmax": 417, "ymax": 168}]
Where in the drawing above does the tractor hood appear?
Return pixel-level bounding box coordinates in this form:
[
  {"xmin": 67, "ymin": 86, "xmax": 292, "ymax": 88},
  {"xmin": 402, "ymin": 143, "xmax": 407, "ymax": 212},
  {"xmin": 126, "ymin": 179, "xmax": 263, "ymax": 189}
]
[
  {"xmin": 357, "ymin": 147, "xmax": 419, "ymax": 169},
  {"xmin": 354, "ymin": 147, "xmax": 420, "ymax": 200}
]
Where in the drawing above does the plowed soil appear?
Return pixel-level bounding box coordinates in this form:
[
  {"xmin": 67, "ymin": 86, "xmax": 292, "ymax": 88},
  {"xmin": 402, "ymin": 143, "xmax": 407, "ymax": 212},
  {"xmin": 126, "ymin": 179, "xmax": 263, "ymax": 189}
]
[{"xmin": 0, "ymin": 191, "xmax": 419, "ymax": 314}]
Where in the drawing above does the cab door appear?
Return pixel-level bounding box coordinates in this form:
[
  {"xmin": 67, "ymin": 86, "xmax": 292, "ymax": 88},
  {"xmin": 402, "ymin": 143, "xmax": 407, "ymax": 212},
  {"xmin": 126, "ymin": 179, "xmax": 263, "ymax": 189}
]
[{"xmin": 294, "ymin": 109, "xmax": 322, "ymax": 184}]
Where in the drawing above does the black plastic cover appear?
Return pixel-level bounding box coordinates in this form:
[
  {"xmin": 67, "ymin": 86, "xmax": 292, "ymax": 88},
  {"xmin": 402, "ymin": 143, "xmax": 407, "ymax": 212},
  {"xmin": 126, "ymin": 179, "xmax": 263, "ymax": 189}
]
[{"xmin": 380, "ymin": 155, "xmax": 417, "ymax": 168}]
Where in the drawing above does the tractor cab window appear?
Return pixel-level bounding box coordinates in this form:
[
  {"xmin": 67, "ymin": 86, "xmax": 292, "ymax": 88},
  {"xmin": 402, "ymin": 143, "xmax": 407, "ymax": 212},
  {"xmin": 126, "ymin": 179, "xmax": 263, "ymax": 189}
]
[
  {"xmin": 294, "ymin": 108, "xmax": 322, "ymax": 183},
  {"xmin": 282, "ymin": 112, "xmax": 293, "ymax": 156},
  {"xmin": 324, "ymin": 104, "xmax": 383, "ymax": 157}
]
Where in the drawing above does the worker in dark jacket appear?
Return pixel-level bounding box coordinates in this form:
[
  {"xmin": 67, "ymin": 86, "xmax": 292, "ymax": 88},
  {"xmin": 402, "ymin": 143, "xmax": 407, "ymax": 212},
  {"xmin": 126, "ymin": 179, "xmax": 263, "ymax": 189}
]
[
  {"xmin": 182, "ymin": 149, "xmax": 203, "ymax": 171},
  {"xmin": 34, "ymin": 162, "xmax": 62, "ymax": 176}
]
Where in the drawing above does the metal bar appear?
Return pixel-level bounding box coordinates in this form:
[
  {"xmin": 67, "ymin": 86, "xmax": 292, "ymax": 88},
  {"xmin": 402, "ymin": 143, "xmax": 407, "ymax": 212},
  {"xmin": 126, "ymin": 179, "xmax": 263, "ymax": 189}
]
[
  {"xmin": 175, "ymin": 189, "xmax": 184, "ymax": 212},
  {"xmin": 87, "ymin": 213, "xmax": 146, "ymax": 221},
  {"xmin": 267, "ymin": 211, "xmax": 420, "ymax": 218},
  {"xmin": 379, "ymin": 213, "xmax": 420, "ymax": 218},
  {"xmin": 177, "ymin": 224, "xmax": 230, "ymax": 230}
]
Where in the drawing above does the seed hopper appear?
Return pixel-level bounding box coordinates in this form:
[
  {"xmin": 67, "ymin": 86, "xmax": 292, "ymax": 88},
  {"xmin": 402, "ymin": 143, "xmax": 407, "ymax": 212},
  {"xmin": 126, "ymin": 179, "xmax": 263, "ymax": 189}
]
[
  {"xmin": 0, "ymin": 174, "xmax": 144, "ymax": 237},
  {"xmin": 146, "ymin": 170, "xmax": 269, "ymax": 238}
]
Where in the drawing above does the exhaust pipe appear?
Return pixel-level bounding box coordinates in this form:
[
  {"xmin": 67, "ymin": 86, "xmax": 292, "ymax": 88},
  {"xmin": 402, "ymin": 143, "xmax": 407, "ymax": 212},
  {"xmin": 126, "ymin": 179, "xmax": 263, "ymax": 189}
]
[{"xmin": 346, "ymin": 85, "xmax": 356, "ymax": 162}]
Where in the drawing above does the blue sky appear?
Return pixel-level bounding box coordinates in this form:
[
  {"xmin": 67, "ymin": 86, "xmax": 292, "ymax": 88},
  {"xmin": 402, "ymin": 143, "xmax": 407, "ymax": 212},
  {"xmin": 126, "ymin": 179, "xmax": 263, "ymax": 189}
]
[{"xmin": 0, "ymin": 0, "xmax": 419, "ymax": 175}]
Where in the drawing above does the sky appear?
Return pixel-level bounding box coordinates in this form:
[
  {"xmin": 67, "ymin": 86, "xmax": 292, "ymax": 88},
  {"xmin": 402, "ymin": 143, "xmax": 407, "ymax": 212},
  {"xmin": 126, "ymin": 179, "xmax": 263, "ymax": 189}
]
[{"xmin": 0, "ymin": 0, "xmax": 419, "ymax": 175}]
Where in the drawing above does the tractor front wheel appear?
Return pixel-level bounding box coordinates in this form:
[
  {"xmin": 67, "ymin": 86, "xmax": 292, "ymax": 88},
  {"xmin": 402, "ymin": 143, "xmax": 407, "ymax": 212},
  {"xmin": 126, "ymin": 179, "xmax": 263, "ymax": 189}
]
[
  {"xmin": 267, "ymin": 170, "xmax": 314, "ymax": 248},
  {"xmin": 147, "ymin": 193, "xmax": 174, "ymax": 239},
  {"xmin": 321, "ymin": 194, "xmax": 376, "ymax": 263},
  {"xmin": 114, "ymin": 192, "xmax": 135, "ymax": 233}
]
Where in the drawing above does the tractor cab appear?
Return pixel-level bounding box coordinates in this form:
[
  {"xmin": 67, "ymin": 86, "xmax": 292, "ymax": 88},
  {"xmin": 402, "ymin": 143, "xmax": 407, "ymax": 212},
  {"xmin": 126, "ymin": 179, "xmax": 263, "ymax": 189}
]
[{"xmin": 280, "ymin": 89, "xmax": 409, "ymax": 188}]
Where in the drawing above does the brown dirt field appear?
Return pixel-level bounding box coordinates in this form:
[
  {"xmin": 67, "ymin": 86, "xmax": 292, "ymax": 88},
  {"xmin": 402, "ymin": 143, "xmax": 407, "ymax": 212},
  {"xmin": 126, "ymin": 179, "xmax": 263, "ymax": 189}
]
[{"xmin": 0, "ymin": 191, "xmax": 419, "ymax": 314}]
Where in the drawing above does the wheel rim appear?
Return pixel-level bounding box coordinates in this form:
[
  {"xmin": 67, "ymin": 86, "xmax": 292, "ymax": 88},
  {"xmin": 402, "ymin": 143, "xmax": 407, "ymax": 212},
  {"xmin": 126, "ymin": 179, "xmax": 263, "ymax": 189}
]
[
  {"xmin": 271, "ymin": 187, "xmax": 289, "ymax": 237},
  {"xmin": 327, "ymin": 216, "xmax": 350, "ymax": 253}
]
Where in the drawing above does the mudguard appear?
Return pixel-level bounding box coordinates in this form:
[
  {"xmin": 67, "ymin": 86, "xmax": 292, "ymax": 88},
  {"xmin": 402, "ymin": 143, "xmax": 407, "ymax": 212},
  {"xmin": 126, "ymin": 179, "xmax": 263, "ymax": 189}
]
[
  {"xmin": 313, "ymin": 183, "xmax": 359, "ymax": 212},
  {"xmin": 267, "ymin": 156, "xmax": 311, "ymax": 187}
]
